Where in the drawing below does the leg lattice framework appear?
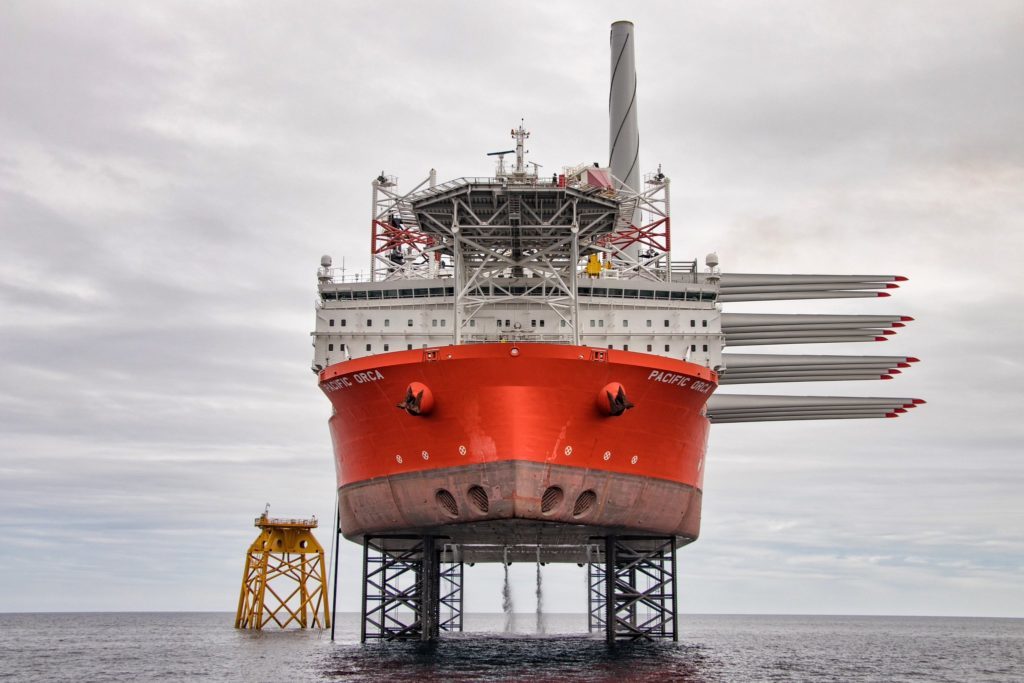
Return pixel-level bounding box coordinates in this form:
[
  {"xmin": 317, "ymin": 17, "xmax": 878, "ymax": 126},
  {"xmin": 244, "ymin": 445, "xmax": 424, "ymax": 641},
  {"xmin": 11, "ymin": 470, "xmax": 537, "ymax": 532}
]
[
  {"xmin": 361, "ymin": 535, "xmax": 462, "ymax": 642},
  {"xmin": 589, "ymin": 535, "xmax": 678, "ymax": 643}
]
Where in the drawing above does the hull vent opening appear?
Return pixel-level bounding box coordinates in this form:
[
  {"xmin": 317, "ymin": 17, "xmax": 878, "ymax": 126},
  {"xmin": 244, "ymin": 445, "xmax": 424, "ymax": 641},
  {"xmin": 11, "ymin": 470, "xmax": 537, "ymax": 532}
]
[
  {"xmin": 435, "ymin": 489, "xmax": 459, "ymax": 518},
  {"xmin": 541, "ymin": 486, "xmax": 564, "ymax": 515},
  {"xmin": 572, "ymin": 490, "xmax": 597, "ymax": 518},
  {"xmin": 467, "ymin": 486, "xmax": 490, "ymax": 513}
]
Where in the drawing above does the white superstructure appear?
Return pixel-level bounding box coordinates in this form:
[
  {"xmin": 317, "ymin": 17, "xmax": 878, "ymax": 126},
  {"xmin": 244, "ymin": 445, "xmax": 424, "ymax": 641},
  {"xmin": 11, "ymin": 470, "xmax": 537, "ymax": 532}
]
[{"xmin": 312, "ymin": 275, "xmax": 725, "ymax": 371}]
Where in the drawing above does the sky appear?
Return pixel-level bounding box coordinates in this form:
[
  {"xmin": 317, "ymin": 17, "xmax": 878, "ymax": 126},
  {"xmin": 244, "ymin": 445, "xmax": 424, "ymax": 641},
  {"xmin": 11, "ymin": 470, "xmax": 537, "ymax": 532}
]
[{"xmin": 1, "ymin": 0, "xmax": 1022, "ymax": 618}]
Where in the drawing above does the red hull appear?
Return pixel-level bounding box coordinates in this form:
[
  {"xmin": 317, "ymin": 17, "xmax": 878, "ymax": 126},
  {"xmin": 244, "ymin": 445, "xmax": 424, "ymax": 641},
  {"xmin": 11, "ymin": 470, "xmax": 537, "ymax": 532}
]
[{"xmin": 319, "ymin": 344, "xmax": 717, "ymax": 549}]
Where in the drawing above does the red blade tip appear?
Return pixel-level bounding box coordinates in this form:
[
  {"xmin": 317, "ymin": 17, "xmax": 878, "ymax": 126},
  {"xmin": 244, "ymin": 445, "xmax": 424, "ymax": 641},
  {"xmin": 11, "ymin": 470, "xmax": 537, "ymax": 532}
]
[
  {"xmin": 894, "ymin": 276, "xmax": 909, "ymax": 281},
  {"xmin": 895, "ymin": 408, "xmax": 907, "ymax": 413},
  {"xmin": 906, "ymin": 357, "xmax": 920, "ymax": 363},
  {"xmin": 888, "ymin": 369, "xmax": 902, "ymax": 374},
  {"xmin": 912, "ymin": 398, "xmax": 926, "ymax": 404},
  {"xmin": 882, "ymin": 329, "xmax": 896, "ymax": 335},
  {"xmin": 874, "ymin": 336, "xmax": 888, "ymax": 342},
  {"xmin": 891, "ymin": 322, "xmax": 905, "ymax": 328},
  {"xmin": 880, "ymin": 374, "xmax": 893, "ymax": 380},
  {"xmin": 876, "ymin": 292, "xmax": 891, "ymax": 297},
  {"xmin": 886, "ymin": 283, "xmax": 900, "ymax": 289},
  {"xmin": 885, "ymin": 413, "xmax": 898, "ymax": 418},
  {"xmin": 897, "ymin": 362, "xmax": 911, "ymax": 368},
  {"xmin": 900, "ymin": 316, "xmax": 915, "ymax": 321}
]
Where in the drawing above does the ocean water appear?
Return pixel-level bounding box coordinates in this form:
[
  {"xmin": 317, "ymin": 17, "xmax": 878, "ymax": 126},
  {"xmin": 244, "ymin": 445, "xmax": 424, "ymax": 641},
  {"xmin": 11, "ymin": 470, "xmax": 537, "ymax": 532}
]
[{"xmin": 0, "ymin": 612, "xmax": 1021, "ymax": 682}]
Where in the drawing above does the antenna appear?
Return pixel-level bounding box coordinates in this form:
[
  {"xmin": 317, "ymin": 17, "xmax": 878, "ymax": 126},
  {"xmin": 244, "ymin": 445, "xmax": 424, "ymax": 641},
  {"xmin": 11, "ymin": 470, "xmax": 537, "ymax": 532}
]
[
  {"xmin": 511, "ymin": 121, "xmax": 530, "ymax": 175},
  {"xmin": 487, "ymin": 149, "xmax": 515, "ymax": 176}
]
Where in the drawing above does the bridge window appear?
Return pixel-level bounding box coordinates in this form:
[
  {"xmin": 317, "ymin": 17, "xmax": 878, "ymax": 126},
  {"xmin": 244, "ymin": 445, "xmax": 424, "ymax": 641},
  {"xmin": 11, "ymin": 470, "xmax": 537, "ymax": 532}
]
[
  {"xmin": 702, "ymin": 320, "xmax": 708, "ymax": 328},
  {"xmin": 646, "ymin": 344, "xmax": 652, "ymax": 352},
  {"xmin": 384, "ymin": 319, "xmax": 390, "ymax": 327},
  {"xmin": 664, "ymin": 345, "xmax": 670, "ymax": 352},
  {"xmin": 341, "ymin": 319, "xmax": 347, "ymax": 327},
  {"xmin": 407, "ymin": 319, "xmax": 413, "ymax": 327},
  {"xmin": 598, "ymin": 320, "xmax": 605, "ymax": 328},
  {"xmin": 497, "ymin": 320, "xmax": 502, "ymax": 328},
  {"xmin": 691, "ymin": 344, "xmax": 697, "ymax": 352},
  {"xmin": 690, "ymin": 320, "xmax": 696, "ymax": 327},
  {"xmin": 622, "ymin": 319, "xmax": 629, "ymax": 327},
  {"xmin": 703, "ymin": 344, "xmax": 708, "ymax": 352},
  {"xmin": 328, "ymin": 343, "xmax": 334, "ymax": 351},
  {"xmin": 384, "ymin": 344, "xmax": 390, "ymax": 351},
  {"xmin": 531, "ymin": 320, "xmax": 537, "ymax": 328},
  {"xmin": 623, "ymin": 344, "xmax": 629, "ymax": 351},
  {"xmin": 646, "ymin": 320, "xmax": 652, "ymax": 328},
  {"xmin": 440, "ymin": 319, "xmax": 446, "ymax": 327},
  {"xmin": 664, "ymin": 320, "xmax": 670, "ymax": 327},
  {"xmin": 407, "ymin": 344, "xmax": 413, "ymax": 350},
  {"xmin": 329, "ymin": 319, "xmax": 335, "ymax": 327},
  {"xmin": 367, "ymin": 319, "xmax": 373, "ymax": 327},
  {"xmin": 590, "ymin": 320, "xmax": 595, "ymax": 328},
  {"xmin": 539, "ymin": 320, "xmax": 545, "ymax": 327},
  {"xmin": 366, "ymin": 344, "xmax": 372, "ymax": 352},
  {"xmin": 469, "ymin": 320, "xmax": 476, "ymax": 327},
  {"xmin": 432, "ymin": 319, "xmax": 438, "ymax": 327}
]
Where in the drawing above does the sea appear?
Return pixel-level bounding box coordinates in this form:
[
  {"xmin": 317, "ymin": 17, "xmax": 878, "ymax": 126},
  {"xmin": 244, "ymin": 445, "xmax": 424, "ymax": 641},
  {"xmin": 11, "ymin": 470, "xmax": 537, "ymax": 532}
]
[{"xmin": 0, "ymin": 612, "xmax": 1020, "ymax": 682}]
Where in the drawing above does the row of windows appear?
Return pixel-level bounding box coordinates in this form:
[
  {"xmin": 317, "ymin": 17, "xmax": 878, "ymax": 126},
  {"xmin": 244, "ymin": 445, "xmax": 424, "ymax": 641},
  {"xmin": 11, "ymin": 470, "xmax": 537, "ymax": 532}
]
[
  {"xmin": 328, "ymin": 341, "xmax": 710, "ymax": 355},
  {"xmin": 328, "ymin": 342, "xmax": 429, "ymax": 353},
  {"xmin": 330, "ymin": 318, "xmax": 454, "ymax": 328},
  {"xmin": 321, "ymin": 287, "xmax": 715, "ymax": 302},
  {"xmin": 590, "ymin": 318, "xmax": 709, "ymax": 328},
  {"xmin": 611, "ymin": 344, "xmax": 709, "ymax": 352},
  {"xmin": 330, "ymin": 317, "xmax": 709, "ymax": 329}
]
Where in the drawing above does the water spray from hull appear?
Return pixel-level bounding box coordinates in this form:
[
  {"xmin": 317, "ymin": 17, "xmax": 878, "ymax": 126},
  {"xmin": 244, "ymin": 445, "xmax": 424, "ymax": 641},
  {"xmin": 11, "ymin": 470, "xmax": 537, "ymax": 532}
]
[{"xmin": 535, "ymin": 547, "xmax": 545, "ymax": 634}]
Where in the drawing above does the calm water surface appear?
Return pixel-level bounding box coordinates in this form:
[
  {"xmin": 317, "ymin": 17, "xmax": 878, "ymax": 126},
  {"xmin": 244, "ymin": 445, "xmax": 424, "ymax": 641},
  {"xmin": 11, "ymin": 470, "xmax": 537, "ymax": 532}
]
[{"xmin": 0, "ymin": 612, "xmax": 1021, "ymax": 682}]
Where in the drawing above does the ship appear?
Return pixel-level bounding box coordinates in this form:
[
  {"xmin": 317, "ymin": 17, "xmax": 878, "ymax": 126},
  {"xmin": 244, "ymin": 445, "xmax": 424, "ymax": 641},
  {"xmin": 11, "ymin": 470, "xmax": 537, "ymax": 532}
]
[{"xmin": 311, "ymin": 22, "xmax": 921, "ymax": 641}]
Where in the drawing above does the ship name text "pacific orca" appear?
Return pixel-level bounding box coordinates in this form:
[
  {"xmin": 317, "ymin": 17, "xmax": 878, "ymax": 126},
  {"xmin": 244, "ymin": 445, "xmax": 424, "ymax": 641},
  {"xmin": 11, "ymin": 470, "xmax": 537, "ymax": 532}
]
[
  {"xmin": 647, "ymin": 370, "xmax": 714, "ymax": 394},
  {"xmin": 323, "ymin": 370, "xmax": 385, "ymax": 391}
]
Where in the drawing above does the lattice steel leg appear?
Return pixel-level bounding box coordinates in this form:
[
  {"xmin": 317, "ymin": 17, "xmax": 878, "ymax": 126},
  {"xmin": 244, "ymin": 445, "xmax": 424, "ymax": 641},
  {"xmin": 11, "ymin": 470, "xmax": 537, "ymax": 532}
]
[
  {"xmin": 421, "ymin": 536, "xmax": 439, "ymax": 641},
  {"xmin": 439, "ymin": 547, "xmax": 463, "ymax": 633},
  {"xmin": 362, "ymin": 535, "xmax": 445, "ymax": 642},
  {"xmin": 603, "ymin": 535, "xmax": 678, "ymax": 643},
  {"xmin": 587, "ymin": 551, "xmax": 606, "ymax": 633}
]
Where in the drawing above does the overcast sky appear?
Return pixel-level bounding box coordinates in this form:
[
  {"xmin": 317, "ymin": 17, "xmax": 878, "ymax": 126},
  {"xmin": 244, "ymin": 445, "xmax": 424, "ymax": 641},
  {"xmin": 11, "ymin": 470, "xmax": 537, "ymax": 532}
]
[{"xmin": 1, "ymin": 1, "xmax": 1022, "ymax": 618}]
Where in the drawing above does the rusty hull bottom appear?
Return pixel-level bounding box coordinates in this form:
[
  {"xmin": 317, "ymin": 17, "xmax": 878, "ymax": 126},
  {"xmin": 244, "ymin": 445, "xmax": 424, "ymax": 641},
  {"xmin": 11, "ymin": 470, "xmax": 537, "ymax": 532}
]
[{"xmin": 338, "ymin": 461, "xmax": 702, "ymax": 563}]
